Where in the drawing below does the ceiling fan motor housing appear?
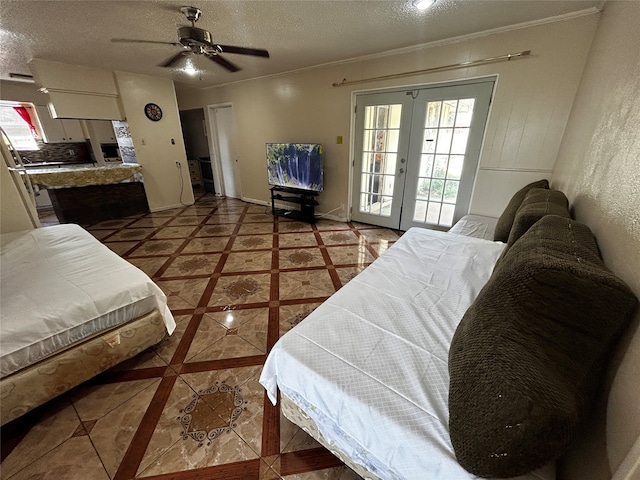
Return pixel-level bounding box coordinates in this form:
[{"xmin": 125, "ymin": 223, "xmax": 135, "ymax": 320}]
[{"xmin": 178, "ymin": 26, "xmax": 216, "ymax": 50}]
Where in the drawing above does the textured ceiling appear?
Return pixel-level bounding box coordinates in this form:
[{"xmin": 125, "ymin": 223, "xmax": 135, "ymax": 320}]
[{"xmin": 0, "ymin": 0, "xmax": 602, "ymax": 89}]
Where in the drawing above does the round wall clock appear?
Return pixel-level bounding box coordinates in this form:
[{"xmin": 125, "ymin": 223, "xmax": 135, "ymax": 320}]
[{"xmin": 144, "ymin": 103, "xmax": 163, "ymax": 121}]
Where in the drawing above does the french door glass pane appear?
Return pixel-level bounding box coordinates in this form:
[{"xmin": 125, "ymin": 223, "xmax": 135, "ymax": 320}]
[
  {"xmin": 411, "ymin": 98, "xmax": 476, "ymax": 228},
  {"xmin": 359, "ymin": 103, "xmax": 402, "ymax": 218},
  {"xmin": 440, "ymin": 203, "xmax": 456, "ymax": 226}
]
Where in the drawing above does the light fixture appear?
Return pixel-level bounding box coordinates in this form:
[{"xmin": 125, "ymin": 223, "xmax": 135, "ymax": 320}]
[
  {"xmin": 413, "ymin": 0, "xmax": 436, "ymax": 10},
  {"xmin": 182, "ymin": 58, "xmax": 197, "ymax": 76}
]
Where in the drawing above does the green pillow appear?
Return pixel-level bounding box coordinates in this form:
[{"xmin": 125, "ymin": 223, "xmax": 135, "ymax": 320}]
[
  {"xmin": 493, "ymin": 179, "xmax": 549, "ymax": 242},
  {"xmin": 449, "ymin": 215, "xmax": 638, "ymax": 478},
  {"xmin": 506, "ymin": 188, "xmax": 570, "ymax": 248}
]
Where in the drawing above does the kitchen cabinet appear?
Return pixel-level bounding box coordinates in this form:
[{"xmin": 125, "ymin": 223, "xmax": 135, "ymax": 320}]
[
  {"xmin": 89, "ymin": 120, "xmax": 116, "ymax": 143},
  {"xmin": 35, "ymin": 105, "xmax": 85, "ymax": 143}
]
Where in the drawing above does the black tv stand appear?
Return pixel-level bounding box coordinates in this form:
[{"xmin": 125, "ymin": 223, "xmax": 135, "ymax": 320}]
[{"xmin": 270, "ymin": 186, "xmax": 319, "ymax": 223}]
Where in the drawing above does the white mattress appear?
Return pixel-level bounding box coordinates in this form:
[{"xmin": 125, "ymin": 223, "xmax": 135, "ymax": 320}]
[
  {"xmin": 260, "ymin": 227, "xmax": 555, "ymax": 480},
  {"xmin": 0, "ymin": 224, "xmax": 175, "ymax": 378},
  {"xmin": 448, "ymin": 214, "xmax": 499, "ymax": 240}
]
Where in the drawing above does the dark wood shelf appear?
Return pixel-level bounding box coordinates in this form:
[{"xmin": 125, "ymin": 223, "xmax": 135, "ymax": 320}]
[{"xmin": 270, "ymin": 186, "xmax": 319, "ymax": 223}]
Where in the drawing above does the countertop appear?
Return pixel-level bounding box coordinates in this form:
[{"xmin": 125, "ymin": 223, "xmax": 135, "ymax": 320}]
[
  {"xmin": 23, "ymin": 161, "xmax": 96, "ymax": 169},
  {"xmin": 25, "ymin": 164, "xmax": 142, "ymax": 187}
]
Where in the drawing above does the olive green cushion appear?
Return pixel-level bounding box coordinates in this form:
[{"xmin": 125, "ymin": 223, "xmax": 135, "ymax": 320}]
[
  {"xmin": 449, "ymin": 215, "xmax": 637, "ymax": 478},
  {"xmin": 493, "ymin": 179, "xmax": 549, "ymax": 242},
  {"xmin": 506, "ymin": 188, "xmax": 570, "ymax": 248}
]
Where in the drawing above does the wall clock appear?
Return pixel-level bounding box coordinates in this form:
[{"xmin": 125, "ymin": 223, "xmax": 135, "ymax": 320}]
[{"xmin": 144, "ymin": 103, "xmax": 163, "ymax": 121}]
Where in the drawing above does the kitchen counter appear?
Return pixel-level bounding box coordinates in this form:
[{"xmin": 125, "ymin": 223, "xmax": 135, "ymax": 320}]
[
  {"xmin": 26, "ymin": 164, "xmax": 142, "ymax": 187},
  {"xmin": 24, "ymin": 161, "xmax": 96, "ymax": 169}
]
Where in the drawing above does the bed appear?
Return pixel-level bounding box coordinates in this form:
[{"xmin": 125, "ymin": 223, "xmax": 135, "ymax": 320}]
[
  {"xmin": 261, "ymin": 180, "xmax": 638, "ymax": 480},
  {"xmin": 261, "ymin": 222, "xmax": 555, "ymax": 480},
  {"xmin": 0, "ymin": 224, "xmax": 175, "ymax": 425}
]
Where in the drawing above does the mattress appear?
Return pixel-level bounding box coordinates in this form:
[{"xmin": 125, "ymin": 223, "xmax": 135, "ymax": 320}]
[
  {"xmin": 260, "ymin": 227, "xmax": 555, "ymax": 480},
  {"xmin": 0, "ymin": 224, "xmax": 175, "ymax": 378},
  {"xmin": 448, "ymin": 214, "xmax": 499, "ymax": 240}
]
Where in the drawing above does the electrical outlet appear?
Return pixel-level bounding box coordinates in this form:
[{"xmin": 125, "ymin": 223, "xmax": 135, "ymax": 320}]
[{"xmin": 175, "ymin": 161, "xmax": 181, "ymax": 168}]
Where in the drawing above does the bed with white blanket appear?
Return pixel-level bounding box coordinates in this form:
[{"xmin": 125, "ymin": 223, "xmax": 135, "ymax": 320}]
[
  {"xmin": 0, "ymin": 224, "xmax": 175, "ymax": 425},
  {"xmin": 260, "ymin": 218, "xmax": 558, "ymax": 480},
  {"xmin": 260, "ymin": 184, "xmax": 639, "ymax": 480}
]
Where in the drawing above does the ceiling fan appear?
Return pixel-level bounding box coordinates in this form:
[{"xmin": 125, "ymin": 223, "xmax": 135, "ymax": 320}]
[{"xmin": 111, "ymin": 6, "xmax": 269, "ymax": 73}]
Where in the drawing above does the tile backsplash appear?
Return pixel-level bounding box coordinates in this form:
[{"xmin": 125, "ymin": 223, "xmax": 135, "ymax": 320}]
[{"xmin": 18, "ymin": 139, "xmax": 91, "ymax": 164}]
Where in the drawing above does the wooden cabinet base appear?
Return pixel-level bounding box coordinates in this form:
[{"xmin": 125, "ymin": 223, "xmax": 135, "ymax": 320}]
[{"xmin": 49, "ymin": 182, "xmax": 150, "ymax": 225}]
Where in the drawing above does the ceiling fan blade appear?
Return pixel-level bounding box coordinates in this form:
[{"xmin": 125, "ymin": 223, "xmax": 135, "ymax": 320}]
[
  {"xmin": 112, "ymin": 38, "xmax": 182, "ymax": 46},
  {"xmin": 159, "ymin": 50, "xmax": 190, "ymax": 68},
  {"xmin": 205, "ymin": 53, "xmax": 241, "ymax": 72},
  {"xmin": 214, "ymin": 45, "xmax": 270, "ymax": 58}
]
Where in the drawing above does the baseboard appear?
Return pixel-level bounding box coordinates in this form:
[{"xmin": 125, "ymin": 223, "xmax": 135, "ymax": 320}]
[{"xmin": 150, "ymin": 202, "xmax": 193, "ymax": 213}]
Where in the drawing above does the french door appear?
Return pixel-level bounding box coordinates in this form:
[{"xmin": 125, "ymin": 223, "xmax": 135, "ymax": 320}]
[{"xmin": 351, "ymin": 80, "xmax": 494, "ymax": 231}]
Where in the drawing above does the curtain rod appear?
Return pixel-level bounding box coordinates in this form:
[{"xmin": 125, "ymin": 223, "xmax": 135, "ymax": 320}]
[{"xmin": 331, "ymin": 50, "xmax": 531, "ymax": 87}]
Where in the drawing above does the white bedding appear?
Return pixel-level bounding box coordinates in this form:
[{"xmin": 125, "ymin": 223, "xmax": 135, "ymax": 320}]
[
  {"xmin": 0, "ymin": 224, "xmax": 175, "ymax": 378},
  {"xmin": 260, "ymin": 227, "xmax": 555, "ymax": 480},
  {"xmin": 447, "ymin": 214, "xmax": 498, "ymax": 240}
]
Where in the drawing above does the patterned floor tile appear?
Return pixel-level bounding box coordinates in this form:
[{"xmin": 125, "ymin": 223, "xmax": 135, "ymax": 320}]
[
  {"xmin": 325, "ymin": 245, "xmax": 375, "ymax": 267},
  {"xmin": 161, "ymin": 253, "xmax": 222, "ymax": 277},
  {"xmin": 88, "ymin": 381, "xmax": 160, "ymax": 477},
  {"xmin": 8, "ymin": 436, "xmax": 110, "ymax": 480},
  {"xmin": 152, "ymin": 225, "xmax": 199, "ymax": 239},
  {"xmin": 318, "ymin": 230, "xmax": 360, "ymax": 245},
  {"xmin": 232, "ymin": 234, "xmax": 274, "ymax": 251},
  {"xmin": 279, "ymin": 247, "xmax": 326, "ymax": 269},
  {"xmin": 223, "ymin": 251, "xmax": 274, "ymax": 273},
  {"xmin": 279, "ymin": 270, "xmax": 335, "ymax": 300},
  {"xmin": 206, "ymin": 213, "xmax": 243, "ymax": 224},
  {"xmin": 127, "ymin": 256, "xmax": 170, "ymax": 278},
  {"xmin": 167, "ymin": 215, "xmax": 209, "ymax": 226},
  {"xmin": 155, "ymin": 277, "xmax": 211, "ymax": 307},
  {"xmin": 278, "ymin": 221, "xmax": 314, "ymax": 233},
  {"xmin": 208, "ymin": 273, "xmax": 272, "ymax": 306},
  {"xmin": 0, "ymin": 398, "xmax": 81, "ymax": 478},
  {"xmin": 107, "ymin": 227, "xmax": 155, "ymax": 241},
  {"xmin": 239, "ymin": 223, "xmax": 277, "ymax": 235},
  {"xmin": 279, "ymin": 302, "xmax": 323, "ymax": 336},
  {"xmin": 128, "ymin": 238, "xmax": 185, "ymax": 256},
  {"xmin": 4, "ymin": 191, "xmax": 407, "ymax": 480},
  {"xmin": 102, "ymin": 240, "xmax": 139, "ymax": 256},
  {"xmin": 278, "ymin": 232, "xmax": 319, "ymax": 248},
  {"xmin": 196, "ymin": 224, "xmax": 237, "ymax": 237},
  {"xmin": 355, "ymin": 228, "xmax": 401, "ymax": 243}
]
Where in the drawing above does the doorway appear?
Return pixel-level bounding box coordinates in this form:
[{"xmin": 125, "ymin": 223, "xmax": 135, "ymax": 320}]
[
  {"xmin": 351, "ymin": 79, "xmax": 494, "ymax": 230},
  {"xmin": 207, "ymin": 104, "xmax": 241, "ymax": 199}
]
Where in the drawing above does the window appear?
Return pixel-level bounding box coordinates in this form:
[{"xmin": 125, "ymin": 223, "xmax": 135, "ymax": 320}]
[{"xmin": 0, "ymin": 102, "xmax": 39, "ymax": 150}]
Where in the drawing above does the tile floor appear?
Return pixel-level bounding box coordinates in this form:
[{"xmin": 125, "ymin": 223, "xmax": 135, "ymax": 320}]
[{"xmin": 1, "ymin": 191, "xmax": 402, "ymax": 480}]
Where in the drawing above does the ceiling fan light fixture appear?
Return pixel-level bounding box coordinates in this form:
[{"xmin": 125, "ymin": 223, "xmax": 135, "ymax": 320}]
[
  {"xmin": 182, "ymin": 59, "xmax": 198, "ymax": 76},
  {"xmin": 413, "ymin": 0, "xmax": 436, "ymax": 10}
]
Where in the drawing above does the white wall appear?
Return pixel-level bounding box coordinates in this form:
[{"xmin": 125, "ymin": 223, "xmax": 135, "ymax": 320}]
[
  {"xmin": 551, "ymin": 3, "xmax": 640, "ymax": 479},
  {"xmin": 176, "ymin": 13, "xmax": 599, "ymax": 218},
  {"xmin": 115, "ymin": 71, "xmax": 194, "ymax": 211}
]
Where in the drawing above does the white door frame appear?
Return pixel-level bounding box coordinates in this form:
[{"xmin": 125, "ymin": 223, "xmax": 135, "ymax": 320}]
[
  {"xmin": 348, "ymin": 76, "xmax": 496, "ymax": 226},
  {"xmin": 206, "ymin": 102, "xmax": 241, "ymax": 198}
]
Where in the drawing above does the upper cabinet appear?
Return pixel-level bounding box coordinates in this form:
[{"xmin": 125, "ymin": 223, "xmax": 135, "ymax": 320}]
[
  {"xmin": 30, "ymin": 59, "xmax": 124, "ymax": 120},
  {"xmin": 89, "ymin": 120, "xmax": 116, "ymax": 143},
  {"xmin": 35, "ymin": 105, "xmax": 85, "ymax": 143}
]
